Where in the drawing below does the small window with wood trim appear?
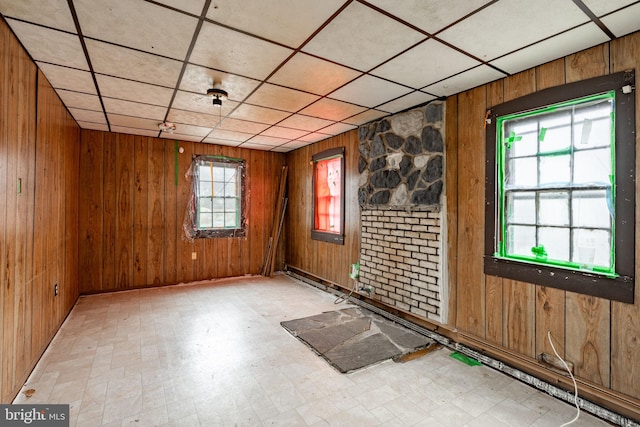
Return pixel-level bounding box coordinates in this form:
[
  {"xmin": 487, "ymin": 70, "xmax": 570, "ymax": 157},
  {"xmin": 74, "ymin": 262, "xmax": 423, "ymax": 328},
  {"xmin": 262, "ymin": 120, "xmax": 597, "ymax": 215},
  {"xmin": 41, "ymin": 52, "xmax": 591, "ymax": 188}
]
[
  {"xmin": 312, "ymin": 147, "xmax": 345, "ymax": 244},
  {"xmin": 485, "ymin": 71, "xmax": 635, "ymax": 303},
  {"xmin": 184, "ymin": 155, "xmax": 246, "ymax": 240}
]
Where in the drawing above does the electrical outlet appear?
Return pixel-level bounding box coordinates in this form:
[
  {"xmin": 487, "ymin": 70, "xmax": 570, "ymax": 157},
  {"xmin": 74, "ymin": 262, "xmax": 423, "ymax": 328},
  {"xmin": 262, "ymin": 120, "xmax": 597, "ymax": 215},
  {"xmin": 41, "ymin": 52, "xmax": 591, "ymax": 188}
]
[
  {"xmin": 191, "ymin": 252, "xmax": 197, "ymax": 260},
  {"xmin": 54, "ymin": 283, "xmax": 58, "ymax": 297}
]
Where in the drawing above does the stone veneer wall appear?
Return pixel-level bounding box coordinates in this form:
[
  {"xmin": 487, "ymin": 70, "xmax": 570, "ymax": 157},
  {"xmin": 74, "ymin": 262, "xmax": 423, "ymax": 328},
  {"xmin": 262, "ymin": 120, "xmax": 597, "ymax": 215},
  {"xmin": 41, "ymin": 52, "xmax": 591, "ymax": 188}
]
[{"xmin": 357, "ymin": 102, "xmax": 446, "ymax": 322}]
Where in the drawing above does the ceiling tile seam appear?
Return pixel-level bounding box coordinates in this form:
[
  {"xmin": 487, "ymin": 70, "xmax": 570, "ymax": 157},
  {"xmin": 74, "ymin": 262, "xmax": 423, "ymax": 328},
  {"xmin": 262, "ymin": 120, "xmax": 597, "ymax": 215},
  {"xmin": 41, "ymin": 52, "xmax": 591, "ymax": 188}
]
[
  {"xmin": 198, "ymin": 1, "xmax": 355, "ymax": 144},
  {"xmin": 430, "ymin": 35, "xmax": 509, "ymax": 76},
  {"xmin": 415, "ymin": 63, "xmax": 500, "ymax": 93},
  {"xmin": 431, "ymin": 0, "xmax": 500, "ymax": 37},
  {"xmin": 357, "ymin": 0, "xmax": 434, "ymax": 38},
  {"xmin": 600, "ymin": 1, "xmax": 640, "ymax": 18},
  {"xmin": 144, "ymin": 0, "xmax": 201, "ymax": 19},
  {"xmin": 571, "ymin": 0, "xmax": 616, "ymax": 40},
  {"xmin": 67, "ymin": 0, "xmax": 110, "ymax": 131},
  {"xmin": 159, "ymin": 0, "xmax": 212, "ymax": 141},
  {"xmin": 1, "ymin": 15, "xmax": 77, "ymax": 36}
]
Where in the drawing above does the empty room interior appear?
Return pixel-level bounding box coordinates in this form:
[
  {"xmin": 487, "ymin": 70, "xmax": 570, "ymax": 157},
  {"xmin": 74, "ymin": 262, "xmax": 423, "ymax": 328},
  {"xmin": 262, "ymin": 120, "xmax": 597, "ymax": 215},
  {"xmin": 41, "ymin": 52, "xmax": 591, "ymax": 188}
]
[{"xmin": 1, "ymin": 0, "xmax": 640, "ymax": 425}]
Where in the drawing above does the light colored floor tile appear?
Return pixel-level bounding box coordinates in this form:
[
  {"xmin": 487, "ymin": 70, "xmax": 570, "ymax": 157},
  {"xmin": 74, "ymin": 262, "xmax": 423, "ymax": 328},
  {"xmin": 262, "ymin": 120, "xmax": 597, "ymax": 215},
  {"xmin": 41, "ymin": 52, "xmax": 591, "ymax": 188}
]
[{"xmin": 11, "ymin": 274, "xmax": 620, "ymax": 426}]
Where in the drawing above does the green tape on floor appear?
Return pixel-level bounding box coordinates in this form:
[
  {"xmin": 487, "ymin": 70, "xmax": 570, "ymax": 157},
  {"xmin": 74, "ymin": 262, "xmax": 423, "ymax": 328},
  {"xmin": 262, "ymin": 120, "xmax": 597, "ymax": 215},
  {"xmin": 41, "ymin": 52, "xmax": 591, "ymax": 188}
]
[{"xmin": 450, "ymin": 351, "xmax": 482, "ymax": 366}]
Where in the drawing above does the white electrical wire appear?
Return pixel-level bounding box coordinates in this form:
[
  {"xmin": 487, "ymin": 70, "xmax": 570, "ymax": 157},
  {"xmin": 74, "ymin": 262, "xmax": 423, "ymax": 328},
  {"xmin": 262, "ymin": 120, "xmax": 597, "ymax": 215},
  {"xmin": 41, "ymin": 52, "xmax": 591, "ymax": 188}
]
[{"xmin": 547, "ymin": 331, "xmax": 580, "ymax": 426}]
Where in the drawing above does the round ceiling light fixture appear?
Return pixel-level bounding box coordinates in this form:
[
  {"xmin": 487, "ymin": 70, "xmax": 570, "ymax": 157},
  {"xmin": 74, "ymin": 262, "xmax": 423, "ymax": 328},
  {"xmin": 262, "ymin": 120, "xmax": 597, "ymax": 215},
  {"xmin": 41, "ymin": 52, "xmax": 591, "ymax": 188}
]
[
  {"xmin": 158, "ymin": 121, "xmax": 176, "ymax": 133},
  {"xmin": 207, "ymin": 87, "xmax": 228, "ymax": 107}
]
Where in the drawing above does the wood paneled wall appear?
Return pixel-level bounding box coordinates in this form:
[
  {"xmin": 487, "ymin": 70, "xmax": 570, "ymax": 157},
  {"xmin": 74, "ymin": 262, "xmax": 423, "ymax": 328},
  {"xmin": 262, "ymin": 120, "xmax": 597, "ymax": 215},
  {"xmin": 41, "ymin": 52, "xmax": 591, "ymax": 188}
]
[
  {"xmin": 284, "ymin": 130, "xmax": 360, "ymax": 286},
  {"xmin": 78, "ymin": 132, "xmax": 286, "ymax": 293},
  {"xmin": 0, "ymin": 19, "xmax": 80, "ymax": 402},
  {"xmin": 447, "ymin": 32, "xmax": 640, "ymax": 413}
]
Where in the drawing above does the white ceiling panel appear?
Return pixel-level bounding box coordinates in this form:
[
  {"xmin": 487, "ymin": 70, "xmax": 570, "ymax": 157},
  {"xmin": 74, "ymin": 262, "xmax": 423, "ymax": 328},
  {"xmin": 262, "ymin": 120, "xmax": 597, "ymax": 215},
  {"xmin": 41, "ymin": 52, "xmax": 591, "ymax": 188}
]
[
  {"xmin": 299, "ymin": 98, "xmax": 367, "ymax": 122},
  {"xmin": 160, "ymin": 132, "xmax": 203, "ymax": 142},
  {"xmin": 268, "ymin": 53, "xmax": 361, "ymax": 95},
  {"xmin": 0, "ymin": 0, "xmax": 75, "ymax": 32},
  {"xmin": 277, "ymin": 114, "xmax": 335, "ymax": 132},
  {"xmin": 96, "ymin": 75, "xmax": 174, "ymax": 106},
  {"xmin": 601, "ymin": 3, "xmax": 640, "ymax": 38},
  {"xmin": 244, "ymin": 84, "xmax": 320, "ymax": 113},
  {"xmin": 37, "ymin": 63, "xmax": 96, "ymax": 94},
  {"xmin": 2, "ymin": 0, "xmax": 638, "ymax": 152},
  {"xmin": 179, "ymin": 64, "xmax": 260, "ymax": 102},
  {"xmin": 190, "ymin": 21, "xmax": 293, "ymax": 80},
  {"xmin": 330, "ymin": 75, "xmax": 413, "ymax": 108},
  {"xmin": 372, "ymin": 39, "xmax": 481, "ymax": 89},
  {"xmin": 490, "ymin": 23, "xmax": 609, "ymax": 74},
  {"xmin": 302, "ymin": 1, "xmax": 425, "ymax": 72},
  {"xmin": 438, "ymin": 0, "xmax": 592, "ymax": 61},
  {"xmin": 56, "ymin": 90, "xmax": 102, "ymax": 111},
  {"xmin": 6, "ymin": 19, "xmax": 87, "ymax": 69},
  {"xmin": 205, "ymin": 0, "xmax": 344, "ymax": 47},
  {"xmin": 86, "ymin": 40, "xmax": 183, "ymax": 88},
  {"xmin": 366, "ymin": 0, "xmax": 494, "ymax": 34},
  {"xmin": 424, "ymin": 65, "xmax": 505, "ymax": 97},
  {"xmin": 103, "ymin": 99, "xmax": 167, "ymax": 121}
]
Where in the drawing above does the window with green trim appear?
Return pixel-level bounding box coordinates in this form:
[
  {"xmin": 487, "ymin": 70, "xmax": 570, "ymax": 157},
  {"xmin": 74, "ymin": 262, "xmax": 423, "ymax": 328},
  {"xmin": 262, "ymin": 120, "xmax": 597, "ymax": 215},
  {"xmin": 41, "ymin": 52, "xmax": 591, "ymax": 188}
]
[
  {"xmin": 485, "ymin": 71, "xmax": 635, "ymax": 303},
  {"xmin": 311, "ymin": 147, "xmax": 345, "ymax": 244}
]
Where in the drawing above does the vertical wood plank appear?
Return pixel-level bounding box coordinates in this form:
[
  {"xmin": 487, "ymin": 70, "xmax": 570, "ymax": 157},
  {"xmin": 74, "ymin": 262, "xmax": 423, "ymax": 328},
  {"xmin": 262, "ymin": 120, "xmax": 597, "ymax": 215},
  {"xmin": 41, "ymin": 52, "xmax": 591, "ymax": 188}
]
[
  {"xmin": 164, "ymin": 139, "xmax": 178, "ymax": 284},
  {"xmin": 116, "ymin": 133, "xmax": 134, "ymax": 289},
  {"xmin": 147, "ymin": 137, "xmax": 165, "ymax": 285},
  {"xmin": 176, "ymin": 141, "xmax": 194, "ymax": 283},
  {"xmin": 102, "ymin": 133, "xmax": 117, "ymax": 291},
  {"xmin": 133, "ymin": 136, "xmax": 148, "ymax": 287}
]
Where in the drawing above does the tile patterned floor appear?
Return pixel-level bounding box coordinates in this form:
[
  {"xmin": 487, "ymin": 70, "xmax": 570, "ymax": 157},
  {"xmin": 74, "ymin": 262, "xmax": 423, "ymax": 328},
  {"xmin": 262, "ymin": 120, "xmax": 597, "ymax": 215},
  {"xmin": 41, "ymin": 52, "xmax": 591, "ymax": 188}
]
[{"xmin": 14, "ymin": 274, "xmax": 610, "ymax": 426}]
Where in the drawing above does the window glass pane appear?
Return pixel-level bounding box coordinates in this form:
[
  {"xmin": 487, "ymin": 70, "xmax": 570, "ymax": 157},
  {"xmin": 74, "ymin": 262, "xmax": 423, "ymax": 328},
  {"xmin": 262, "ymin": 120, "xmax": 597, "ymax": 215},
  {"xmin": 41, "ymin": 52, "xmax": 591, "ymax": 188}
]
[
  {"xmin": 572, "ymin": 190, "xmax": 611, "ymax": 228},
  {"xmin": 213, "ymin": 167, "xmax": 225, "ymax": 181},
  {"xmin": 224, "ymin": 167, "xmax": 236, "ymax": 182},
  {"xmin": 506, "ymin": 192, "xmax": 535, "ymax": 224},
  {"xmin": 199, "ymin": 197, "xmax": 212, "ymax": 212},
  {"xmin": 539, "ymin": 155, "xmax": 570, "ymax": 185},
  {"xmin": 199, "ymin": 180, "xmax": 212, "ymax": 196},
  {"xmin": 539, "ymin": 227, "xmax": 570, "ymax": 261},
  {"xmin": 506, "ymin": 157, "xmax": 537, "ymax": 187},
  {"xmin": 225, "ymin": 212, "xmax": 237, "ymax": 227},
  {"xmin": 572, "ymin": 229, "xmax": 611, "ymax": 268},
  {"xmin": 212, "ymin": 213, "xmax": 224, "ymax": 228},
  {"xmin": 573, "ymin": 148, "xmax": 611, "ymax": 184},
  {"xmin": 573, "ymin": 100, "xmax": 613, "ymax": 148},
  {"xmin": 213, "ymin": 182, "xmax": 225, "ymax": 197},
  {"xmin": 211, "ymin": 197, "xmax": 224, "ymax": 212},
  {"xmin": 539, "ymin": 192, "xmax": 569, "ymax": 226},
  {"xmin": 198, "ymin": 164, "xmax": 212, "ymax": 181},
  {"xmin": 224, "ymin": 182, "xmax": 237, "ymax": 197},
  {"xmin": 198, "ymin": 213, "xmax": 212, "ymax": 229},
  {"xmin": 506, "ymin": 121, "xmax": 537, "ymax": 157},
  {"xmin": 506, "ymin": 225, "xmax": 536, "ymax": 257},
  {"xmin": 539, "ymin": 111, "xmax": 571, "ymax": 154}
]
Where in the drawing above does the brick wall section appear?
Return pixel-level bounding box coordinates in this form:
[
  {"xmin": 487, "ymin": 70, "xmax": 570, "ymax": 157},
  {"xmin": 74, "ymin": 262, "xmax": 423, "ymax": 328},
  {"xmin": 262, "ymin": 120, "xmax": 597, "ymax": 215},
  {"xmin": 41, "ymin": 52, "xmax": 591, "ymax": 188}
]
[{"xmin": 359, "ymin": 209, "xmax": 441, "ymax": 321}]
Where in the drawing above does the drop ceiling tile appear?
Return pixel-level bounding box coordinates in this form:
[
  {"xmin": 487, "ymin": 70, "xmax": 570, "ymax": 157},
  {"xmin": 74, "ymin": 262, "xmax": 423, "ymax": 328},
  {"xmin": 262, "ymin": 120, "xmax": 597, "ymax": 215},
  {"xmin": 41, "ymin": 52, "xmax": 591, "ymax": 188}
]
[
  {"xmin": 437, "ymin": 0, "xmax": 590, "ymax": 61},
  {"xmin": 218, "ymin": 118, "xmax": 270, "ymax": 134},
  {"xmin": 77, "ymin": 121, "xmax": 109, "ymax": 132},
  {"xmin": 229, "ymin": 104, "xmax": 290, "ymax": 125},
  {"xmin": 6, "ymin": 19, "xmax": 88, "ymax": 69},
  {"xmin": 377, "ymin": 91, "xmax": 437, "ymax": 114},
  {"xmin": 189, "ymin": 21, "xmax": 293, "ymax": 80},
  {"xmin": 179, "ymin": 64, "xmax": 260, "ymax": 102},
  {"xmin": 74, "ymin": 0, "xmax": 198, "ymax": 60},
  {"xmin": 581, "ymin": 0, "xmax": 637, "ymax": 17},
  {"xmin": 205, "ymin": 0, "xmax": 344, "ymax": 47},
  {"xmin": 321, "ymin": 122, "xmax": 357, "ymax": 135},
  {"xmin": 343, "ymin": 110, "xmax": 389, "ymax": 126},
  {"xmin": 86, "ymin": 39, "xmax": 183, "ymax": 88},
  {"xmin": 245, "ymin": 84, "xmax": 319, "ymax": 113},
  {"xmin": 268, "ymin": 53, "xmax": 361, "ymax": 95},
  {"xmin": 56, "ymin": 90, "xmax": 102, "ymax": 111},
  {"xmin": 277, "ymin": 114, "xmax": 335, "ymax": 132},
  {"xmin": 299, "ymin": 98, "xmax": 367, "ymax": 122},
  {"xmin": 298, "ymin": 133, "xmax": 331, "ymax": 143},
  {"xmin": 69, "ymin": 108, "xmax": 107, "ymax": 124},
  {"xmin": 202, "ymin": 137, "xmax": 242, "ymax": 147},
  {"xmin": 601, "ymin": 3, "xmax": 640, "ymax": 37},
  {"xmin": 271, "ymin": 145, "xmax": 296, "ymax": 153},
  {"xmin": 163, "ymin": 123, "xmax": 211, "ymax": 137},
  {"xmin": 167, "ymin": 109, "xmax": 221, "ymax": 128},
  {"xmin": 490, "ymin": 23, "xmax": 609, "ymax": 75},
  {"xmin": 205, "ymin": 129, "xmax": 252, "ymax": 142},
  {"xmin": 247, "ymin": 135, "xmax": 289, "ymax": 147},
  {"xmin": 239, "ymin": 142, "xmax": 273, "ymax": 151},
  {"xmin": 108, "ymin": 114, "xmax": 160, "ymax": 131},
  {"xmin": 278, "ymin": 140, "xmax": 312, "ymax": 149},
  {"xmin": 96, "ymin": 75, "xmax": 174, "ymax": 106},
  {"xmin": 372, "ymin": 39, "xmax": 481, "ymax": 89},
  {"xmin": 366, "ymin": 0, "xmax": 493, "ymax": 34},
  {"xmin": 172, "ymin": 90, "xmax": 238, "ymax": 116},
  {"xmin": 36, "ymin": 63, "xmax": 96, "ymax": 94},
  {"xmin": 302, "ymin": 2, "xmax": 425, "ymax": 72},
  {"xmin": 160, "ymin": 133, "xmax": 203, "ymax": 142},
  {"xmin": 260, "ymin": 126, "xmax": 309, "ymax": 140},
  {"xmin": 329, "ymin": 75, "xmax": 412, "ymax": 108},
  {"xmin": 103, "ymin": 98, "xmax": 167, "ymax": 121},
  {"xmin": 154, "ymin": 0, "xmax": 206, "ymax": 16},
  {"xmin": 0, "ymin": 0, "xmax": 75, "ymax": 32},
  {"xmin": 423, "ymin": 65, "xmax": 505, "ymax": 97},
  {"xmin": 111, "ymin": 126, "xmax": 159, "ymax": 137}
]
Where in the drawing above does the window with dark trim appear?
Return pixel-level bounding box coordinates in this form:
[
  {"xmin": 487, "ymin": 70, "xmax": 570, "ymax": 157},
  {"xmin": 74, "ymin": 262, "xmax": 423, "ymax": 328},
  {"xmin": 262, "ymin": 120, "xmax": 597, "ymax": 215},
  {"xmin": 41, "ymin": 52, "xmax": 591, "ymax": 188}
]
[
  {"xmin": 485, "ymin": 70, "xmax": 635, "ymax": 303},
  {"xmin": 184, "ymin": 155, "xmax": 246, "ymax": 240},
  {"xmin": 311, "ymin": 147, "xmax": 345, "ymax": 244}
]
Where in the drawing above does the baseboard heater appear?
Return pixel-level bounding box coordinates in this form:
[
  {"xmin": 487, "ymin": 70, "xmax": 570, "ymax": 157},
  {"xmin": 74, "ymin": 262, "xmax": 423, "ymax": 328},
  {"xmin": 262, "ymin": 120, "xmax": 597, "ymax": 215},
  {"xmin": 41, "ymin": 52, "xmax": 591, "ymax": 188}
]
[{"xmin": 285, "ymin": 269, "xmax": 639, "ymax": 427}]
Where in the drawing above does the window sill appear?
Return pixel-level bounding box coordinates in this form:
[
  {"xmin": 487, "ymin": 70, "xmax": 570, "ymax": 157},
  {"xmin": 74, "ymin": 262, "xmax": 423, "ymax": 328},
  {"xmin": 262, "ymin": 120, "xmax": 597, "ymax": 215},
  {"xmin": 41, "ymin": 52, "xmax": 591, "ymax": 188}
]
[{"xmin": 311, "ymin": 230, "xmax": 344, "ymax": 245}]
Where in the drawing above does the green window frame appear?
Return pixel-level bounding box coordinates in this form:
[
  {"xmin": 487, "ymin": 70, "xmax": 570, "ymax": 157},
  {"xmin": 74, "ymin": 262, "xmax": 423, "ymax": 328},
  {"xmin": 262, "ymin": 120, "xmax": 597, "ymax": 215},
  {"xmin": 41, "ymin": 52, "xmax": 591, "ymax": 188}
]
[{"xmin": 485, "ymin": 71, "xmax": 635, "ymax": 303}]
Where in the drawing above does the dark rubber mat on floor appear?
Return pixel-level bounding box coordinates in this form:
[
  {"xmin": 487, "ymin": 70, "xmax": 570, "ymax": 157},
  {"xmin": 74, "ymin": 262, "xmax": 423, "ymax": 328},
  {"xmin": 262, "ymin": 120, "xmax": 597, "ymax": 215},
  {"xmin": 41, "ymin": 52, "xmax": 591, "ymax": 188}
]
[{"xmin": 281, "ymin": 306, "xmax": 434, "ymax": 373}]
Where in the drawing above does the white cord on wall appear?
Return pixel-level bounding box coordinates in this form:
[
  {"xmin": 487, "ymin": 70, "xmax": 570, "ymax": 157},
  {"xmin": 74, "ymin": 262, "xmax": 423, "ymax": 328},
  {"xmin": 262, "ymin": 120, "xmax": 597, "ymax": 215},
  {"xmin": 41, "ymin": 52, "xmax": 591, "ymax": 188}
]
[{"xmin": 547, "ymin": 331, "xmax": 580, "ymax": 426}]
